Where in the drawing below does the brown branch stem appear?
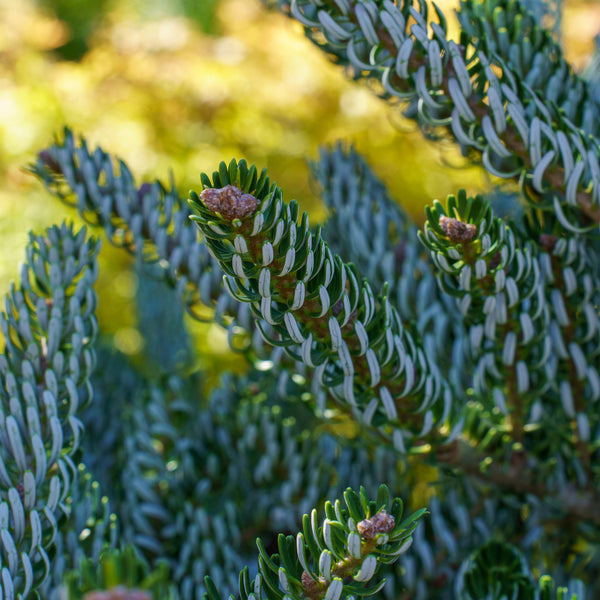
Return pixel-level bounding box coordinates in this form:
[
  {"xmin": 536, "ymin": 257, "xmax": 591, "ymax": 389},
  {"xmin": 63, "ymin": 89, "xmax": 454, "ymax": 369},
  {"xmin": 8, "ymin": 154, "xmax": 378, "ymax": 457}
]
[{"xmin": 435, "ymin": 438, "xmax": 600, "ymax": 526}]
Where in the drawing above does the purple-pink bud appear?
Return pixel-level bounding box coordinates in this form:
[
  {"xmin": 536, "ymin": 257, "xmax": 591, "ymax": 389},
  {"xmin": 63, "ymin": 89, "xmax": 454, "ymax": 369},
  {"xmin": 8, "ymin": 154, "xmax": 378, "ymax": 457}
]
[
  {"xmin": 439, "ymin": 215, "xmax": 477, "ymax": 243},
  {"xmin": 357, "ymin": 511, "xmax": 395, "ymax": 540},
  {"xmin": 200, "ymin": 185, "xmax": 259, "ymax": 221}
]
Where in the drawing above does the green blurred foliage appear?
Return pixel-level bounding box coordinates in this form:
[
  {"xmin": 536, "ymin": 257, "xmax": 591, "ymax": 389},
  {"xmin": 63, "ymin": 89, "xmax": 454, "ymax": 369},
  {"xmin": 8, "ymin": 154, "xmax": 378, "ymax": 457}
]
[
  {"xmin": 1, "ymin": 0, "xmax": 597, "ymax": 374},
  {"xmin": 38, "ymin": 0, "xmax": 111, "ymax": 60},
  {"xmin": 37, "ymin": 0, "xmax": 221, "ymax": 61},
  {"xmin": 183, "ymin": 0, "xmax": 221, "ymax": 32}
]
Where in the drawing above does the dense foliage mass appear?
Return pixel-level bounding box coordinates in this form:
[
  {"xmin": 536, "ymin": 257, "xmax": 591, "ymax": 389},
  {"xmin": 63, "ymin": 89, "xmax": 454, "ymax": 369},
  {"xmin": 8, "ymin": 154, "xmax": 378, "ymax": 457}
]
[{"xmin": 1, "ymin": 0, "xmax": 600, "ymax": 599}]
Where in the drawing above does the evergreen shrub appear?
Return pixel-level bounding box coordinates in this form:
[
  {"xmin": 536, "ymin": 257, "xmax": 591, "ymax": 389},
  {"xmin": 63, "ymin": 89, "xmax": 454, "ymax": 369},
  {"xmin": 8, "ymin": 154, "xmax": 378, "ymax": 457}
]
[{"xmin": 1, "ymin": 0, "xmax": 599, "ymax": 598}]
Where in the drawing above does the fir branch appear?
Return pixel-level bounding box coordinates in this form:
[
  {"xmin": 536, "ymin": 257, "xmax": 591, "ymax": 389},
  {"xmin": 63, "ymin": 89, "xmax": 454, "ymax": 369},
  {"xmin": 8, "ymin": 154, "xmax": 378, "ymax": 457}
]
[
  {"xmin": 420, "ymin": 191, "xmax": 552, "ymax": 443},
  {"xmin": 203, "ymin": 485, "xmax": 424, "ymax": 600},
  {"xmin": 458, "ymin": 1, "xmax": 597, "ymax": 137},
  {"xmin": 417, "ymin": 190, "xmax": 600, "ymax": 533},
  {"xmin": 31, "ymin": 129, "xmax": 255, "ymax": 336},
  {"xmin": 189, "ymin": 160, "xmax": 455, "ymax": 453},
  {"xmin": 0, "ymin": 223, "xmax": 100, "ymax": 596},
  {"xmin": 273, "ymin": 0, "xmax": 600, "ymax": 229}
]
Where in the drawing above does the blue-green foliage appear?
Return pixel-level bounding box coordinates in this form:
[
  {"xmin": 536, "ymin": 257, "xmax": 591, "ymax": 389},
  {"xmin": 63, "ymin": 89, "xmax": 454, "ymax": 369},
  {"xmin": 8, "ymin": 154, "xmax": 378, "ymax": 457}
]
[
  {"xmin": 521, "ymin": 0, "xmax": 561, "ymax": 39},
  {"xmin": 2, "ymin": 0, "xmax": 600, "ymax": 599}
]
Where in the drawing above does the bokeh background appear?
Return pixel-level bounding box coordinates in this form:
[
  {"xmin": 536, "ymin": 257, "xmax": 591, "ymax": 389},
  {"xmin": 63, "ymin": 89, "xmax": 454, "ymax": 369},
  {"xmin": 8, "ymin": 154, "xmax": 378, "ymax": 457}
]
[{"xmin": 1, "ymin": 0, "xmax": 599, "ymax": 372}]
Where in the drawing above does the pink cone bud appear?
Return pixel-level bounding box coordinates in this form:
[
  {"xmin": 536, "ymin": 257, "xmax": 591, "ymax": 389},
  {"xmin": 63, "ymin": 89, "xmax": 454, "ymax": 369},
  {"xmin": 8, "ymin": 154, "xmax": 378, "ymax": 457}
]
[
  {"xmin": 439, "ymin": 215, "xmax": 477, "ymax": 243},
  {"xmin": 200, "ymin": 185, "xmax": 259, "ymax": 221},
  {"xmin": 357, "ymin": 511, "xmax": 395, "ymax": 540}
]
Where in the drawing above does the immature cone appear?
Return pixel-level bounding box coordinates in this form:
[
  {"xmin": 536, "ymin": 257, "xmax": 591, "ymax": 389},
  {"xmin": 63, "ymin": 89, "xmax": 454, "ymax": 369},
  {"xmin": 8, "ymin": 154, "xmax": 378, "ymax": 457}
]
[
  {"xmin": 357, "ymin": 511, "xmax": 395, "ymax": 540},
  {"xmin": 200, "ymin": 185, "xmax": 259, "ymax": 221},
  {"xmin": 439, "ymin": 215, "xmax": 477, "ymax": 243},
  {"xmin": 38, "ymin": 149, "xmax": 62, "ymax": 173},
  {"xmin": 301, "ymin": 570, "xmax": 320, "ymax": 593},
  {"xmin": 83, "ymin": 588, "xmax": 151, "ymax": 600},
  {"xmin": 539, "ymin": 233, "xmax": 558, "ymax": 252}
]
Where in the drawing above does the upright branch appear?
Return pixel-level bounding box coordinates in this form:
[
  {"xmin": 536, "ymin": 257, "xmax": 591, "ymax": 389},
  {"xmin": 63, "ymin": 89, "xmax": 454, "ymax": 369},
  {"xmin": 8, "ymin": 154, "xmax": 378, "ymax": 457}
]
[
  {"xmin": 0, "ymin": 224, "xmax": 100, "ymax": 596},
  {"xmin": 202, "ymin": 485, "xmax": 424, "ymax": 600},
  {"xmin": 420, "ymin": 190, "xmax": 600, "ymax": 523},
  {"xmin": 420, "ymin": 191, "xmax": 551, "ymax": 444},
  {"xmin": 188, "ymin": 160, "xmax": 455, "ymax": 453}
]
